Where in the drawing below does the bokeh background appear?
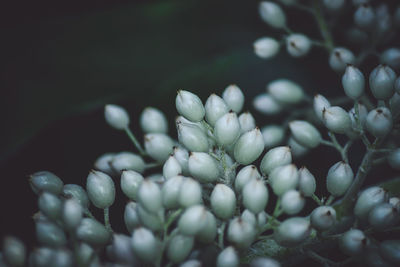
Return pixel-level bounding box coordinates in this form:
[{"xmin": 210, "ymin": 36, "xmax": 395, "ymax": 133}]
[{"xmin": 1, "ymin": 0, "xmax": 398, "ymax": 255}]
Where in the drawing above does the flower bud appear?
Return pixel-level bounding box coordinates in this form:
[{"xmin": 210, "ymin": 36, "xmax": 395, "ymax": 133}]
[
  {"xmin": 259, "ymin": 1, "xmax": 286, "ymax": 29},
  {"xmin": 137, "ymin": 205, "xmax": 163, "ymax": 231},
  {"xmin": 269, "ymin": 164, "xmax": 299, "ymax": 196},
  {"xmin": 29, "ymin": 247, "xmax": 55, "ymax": 267},
  {"xmin": 131, "ymin": 227, "xmax": 160, "ymax": 263},
  {"xmin": 396, "ymin": 77, "xmax": 400, "ymax": 94},
  {"xmin": 107, "ymin": 234, "xmax": 137, "ymax": 265},
  {"xmin": 366, "ymin": 107, "xmax": 393, "ymax": 138},
  {"xmin": 298, "ymin": 167, "xmax": 316, "ymax": 197},
  {"xmin": 181, "ymin": 260, "xmax": 202, "ymax": 267},
  {"xmin": 250, "ymin": 257, "xmax": 281, "ymax": 267},
  {"xmin": 268, "ymin": 79, "xmax": 304, "ymax": 104},
  {"xmin": 222, "ymin": 85, "xmax": 245, "ymax": 113},
  {"xmin": 354, "ymin": 4, "xmax": 375, "ymax": 30},
  {"xmin": 217, "ymin": 246, "xmax": 239, "ymax": 267},
  {"xmin": 204, "ymin": 94, "xmax": 229, "ymax": 127},
  {"xmin": 178, "ymin": 178, "xmax": 202, "ymax": 207},
  {"xmin": 239, "ymin": 112, "xmax": 256, "ymax": 133},
  {"xmin": 354, "ymin": 186, "xmax": 387, "ymax": 221},
  {"xmin": 235, "ymin": 165, "xmax": 261, "ymax": 193},
  {"xmin": 286, "ymin": 34, "xmax": 312, "ymax": 58},
  {"xmin": 329, "ymin": 48, "xmax": 355, "ymax": 72},
  {"xmin": 253, "ymin": 93, "xmax": 283, "ymax": 115},
  {"xmin": 227, "ymin": 217, "xmax": 256, "ymax": 248},
  {"xmin": 178, "ymin": 205, "xmax": 208, "ymax": 235},
  {"xmin": 62, "ymin": 184, "xmax": 89, "ymax": 209},
  {"xmin": 340, "ymin": 229, "xmax": 368, "ymax": 256},
  {"xmin": 379, "ymin": 240, "xmax": 400, "ymax": 265},
  {"xmin": 177, "ymin": 123, "xmax": 209, "ymax": 152},
  {"xmin": 234, "ymin": 128, "xmax": 265, "ymax": 165},
  {"xmin": 368, "ymin": 203, "xmax": 399, "ymax": 230},
  {"xmin": 176, "ymin": 90, "xmax": 205, "ymax": 122},
  {"xmin": 274, "ymin": 217, "xmax": 311, "ymax": 247},
  {"xmin": 124, "ymin": 202, "xmax": 140, "ymax": 233},
  {"xmin": 173, "ymin": 145, "xmax": 189, "ymax": 175},
  {"xmin": 76, "ymin": 218, "xmax": 111, "ymax": 246},
  {"xmin": 137, "ymin": 179, "xmax": 162, "ymax": 213},
  {"xmin": 310, "ymin": 206, "xmax": 336, "ymax": 231},
  {"xmin": 241, "ymin": 209, "xmax": 257, "ymax": 226},
  {"xmin": 38, "ymin": 192, "xmax": 62, "ymax": 220},
  {"xmin": 390, "ymin": 92, "xmax": 400, "ymax": 118},
  {"xmin": 140, "ymin": 107, "xmax": 168, "ymax": 134},
  {"xmin": 215, "ymin": 112, "xmax": 241, "ymax": 146},
  {"xmin": 288, "ymin": 136, "xmax": 309, "ymax": 158},
  {"xmin": 326, "ymin": 161, "xmax": 354, "ymax": 196},
  {"xmin": 260, "ymin": 146, "xmax": 292, "ymax": 175},
  {"xmin": 369, "ymin": 64, "xmax": 397, "ymax": 100},
  {"xmin": 36, "ymin": 220, "xmax": 67, "ymax": 247},
  {"xmin": 281, "ymin": 190, "xmax": 305, "ymax": 215},
  {"xmin": 196, "ymin": 211, "xmax": 217, "ymax": 243},
  {"xmin": 144, "ymin": 133, "xmax": 174, "ymax": 162},
  {"xmin": 120, "ymin": 170, "xmax": 143, "ymax": 201},
  {"xmin": 2, "ymin": 237, "xmax": 26, "ymax": 267},
  {"xmin": 289, "ymin": 120, "xmax": 321, "ymax": 148},
  {"xmin": 243, "ymin": 178, "xmax": 269, "ymax": 214},
  {"xmin": 322, "ymin": 106, "xmax": 352, "ymax": 134},
  {"xmin": 342, "ymin": 65, "xmax": 365, "ymax": 99},
  {"xmin": 211, "ymin": 184, "xmax": 236, "ymax": 219},
  {"xmin": 261, "ymin": 125, "xmax": 285, "ymax": 148},
  {"xmin": 163, "ymin": 155, "xmax": 182, "ymax": 179},
  {"xmin": 162, "ymin": 175, "xmax": 184, "ymax": 209},
  {"xmin": 381, "ymin": 48, "xmax": 400, "ymax": 70},
  {"xmin": 253, "ymin": 37, "xmax": 280, "ymax": 59},
  {"xmin": 323, "ymin": 0, "xmax": 344, "ymax": 11},
  {"xmin": 388, "ymin": 148, "xmax": 400, "ymax": 169},
  {"xmin": 86, "ymin": 170, "xmax": 115, "ymax": 209},
  {"xmin": 62, "ymin": 198, "xmax": 83, "ymax": 230},
  {"xmin": 50, "ymin": 249, "xmax": 74, "ymax": 267},
  {"xmin": 188, "ymin": 152, "xmax": 219, "ymax": 183},
  {"xmin": 104, "ymin": 104, "xmax": 130, "ymax": 130},
  {"xmin": 166, "ymin": 234, "xmax": 194, "ymax": 264},
  {"xmin": 30, "ymin": 171, "xmax": 63, "ymax": 195},
  {"xmin": 111, "ymin": 152, "xmax": 145, "ymax": 173},
  {"xmin": 94, "ymin": 153, "xmax": 116, "ymax": 175},
  {"xmin": 313, "ymin": 94, "xmax": 331, "ymax": 121}
]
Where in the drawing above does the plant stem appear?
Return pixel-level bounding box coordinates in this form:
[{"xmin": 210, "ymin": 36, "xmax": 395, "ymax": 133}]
[
  {"xmin": 124, "ymin": 128, "xmax": 146, "ymax": 156},
  {"xmin": 312, "ymin": 0, "xmax": 334, "ymax": 52},
  {"xmin": 104, "ymin": 208, "xmax": 112, "ymax": 232},
  {"xmin": 311, "ymin": 194, "xmax": 324, "ymax": 206},
  {"xmin": 218, "ymin": 222, "xmax": 226, "ymax": 249}
]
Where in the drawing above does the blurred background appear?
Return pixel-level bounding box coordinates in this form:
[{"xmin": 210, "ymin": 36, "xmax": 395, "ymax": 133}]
[{"xmin": 1, "ymin": 0, "xmax": 397, "ymax": 251}]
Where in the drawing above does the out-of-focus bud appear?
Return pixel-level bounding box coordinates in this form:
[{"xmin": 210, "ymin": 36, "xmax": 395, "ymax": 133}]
[
  {"xmin": 259, "ymin": 1, "xmax": 286, "ymax": 29},
  {"xmin": 286, "ymin": 34, "xmax": 312, "ymax": 58},
  {"xmin": 140, "ymin": 107, "xmax": 168, "ymax": 134},
  {"xmin": 222, "ymin": 85, "xmax": 245, "ymax": 113},
  {"xmin": 329, "ymin": 47, "xmax": 355, "ymax": 72},
  {"xmin": 254, "ymin": 37, "xmax": 280, "ymax": 59}
]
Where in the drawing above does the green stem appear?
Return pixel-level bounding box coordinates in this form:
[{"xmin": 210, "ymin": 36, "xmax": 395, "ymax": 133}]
[
  {"xmin": 273, "ymin": 198, "xmax": 282, "ymax": 218},
  {"xmin": 84, "ymin": 209, "xmax": 95, "ymax": 219},
  {"xmin": 311, "ymin": 194, "xmax": 324, "ymax": 206},
  {"xmin": 312, "ymin": 0, "xmax": 334, "ymax": 52},
  {"xmin": 104, "ymin": 208, "xmax": 112, "ymax": 232},
  {"xmin": 124, "ymin": 128, "xmax": 146, "ymax": 156},
  {"xmin": 325, "ymin": 195, "xmax": 335, "ymax": 206},
  {"xmin": 218, "ymin": 222, "xmax": 226, "ymax": 249}
]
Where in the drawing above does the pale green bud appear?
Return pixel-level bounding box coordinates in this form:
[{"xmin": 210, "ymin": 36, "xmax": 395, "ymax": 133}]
[
  {"xmin": 253, "ymin": 93, "xmax": 283, "ymax": 115},
  {"xmin": 180, "ymin": 260, "xmax": 202, "ymax": 267},
  {"xmin": 131, "ymin": 227, "xmax": 160, "ymax": 262},
  {"xmin": 323, "ymin": 0, "xmax": 344, "ymax": 11},
  {"xmin": 268, "ymin": 79, "xmax": 304, "ymax": 104},
  {"xmin": 253, "ymin": 37, "xmax": 280, "ymax": 59},
  {"xmin": 259, "ymin": 1, "xmax": 286, "ymax": 29},
  {"xmin": 366, "ymin": 107, "xmax": 393, "ymax": 138},
  {"xmin": 313, "ymin": 94, "xmax": 331, "ymax": 121},
  {"xmin": 167, "ymin": 234, "xmax": 194, "ymax": 263},
  {"xmin": 86, "ymin": 170, "xmax": 115, "ymax": 209},
  {"xmin": 286, "ymin": 34, "xmax": 312, "ymax": 58},
  {"xmin": 322, "ymin": 106, "xmax": 352, "ymax": 134},
  {"xmin": 243, "ymin": 178, "xmax": 269, "ymax": 214},
  {"xmin": 354, "ymin": 4, "xmax": 375, "ymax": 30},
  {"xmin": 381, "ymin": 48, "xmax": 400, "ymax": 69},
  {"xmin": 188, "ymin": 152, "xmax": 219, "ymax": 183},
  {"xmin": 261, "ymin": 125, "xmax": 285, "ymax": 149},
  {"xmin": 217, "ymin": 246, "xmax": 239, "ymax": 267},
  {"xmin": 379, "ymin": 240, "xmax": 400, "ymax": 265},
  {"xmin": 269, "ymin": 164, "xmax": 299, "ymax": 196},
  {"xmin": 140, "ymin": 107, "xmax": 168, "ymax": 134},
  {"xmin": 340, "ymin": 229, "xmax": 368, "ymax": 256},
  {"xmin": 310, "ymin": 206, "xmax": 336, "ymax": 231},
  {"xmin": 121, "ymin": 170, "xmax": 143, "ymax": 201},
  {"xmin": 289, "ymin": 120, "xmax": 321, "ymax": 148},
  {"xmin": 176, "ymin": 90, "xmax": 205, "ymax": 122},
  {"xmin": 211, "ymin": 184, "xmax": 236, "ymax": 219},
  {"xmin": 29, "ymin": 247, "xmax": 54, "ymax": 267},
  {"xmin": 137, "ymin": 179, "xmax": 162, "ymax": 213},
  {"xmin": 62, "ymin": 198, "xmax": 82, "ymax": 230},
  {"xmin": 178, "ymin": 205, "xmax": 208, "ymax": 235},
  {"xmin": 281, "ymin": 190, "xmax": 304, "ymax": 215},
  {"xmin": 205, "ymin": 94, "xmax": 229, "ymax": 127},
  {"xmin": 124, "ymin": 202, "xmax": 140, "ymax": 233},
  {"xmin": 250, "ymin": 257, "xmax": 281, "ymax": 267},
  {"xmin": 62, "ymin": 184, "xmax": 89, "ymax": 209},
  {"xmin": 234, "ymin": 128, "xmax": 265, "ymax": 165},
  {"xmin": 144, "ymin": 133, "xmax": 174, "ymax": 162},
  {"xmin": 369, "ymin": 64, "xmax": 397, "ymax": 100},
  {"xmin": 298, "ymin": 167, "xmax": 316, "ymax": 197},
  {"xmin": 162, "ymin": 175, "xmax": 184, "ymax": 209},
  {"xmin": 274, "ymin": 217, "xmax": 311, "ymax": 247},
  {"xmin": 396, "ymin": 77, "xmax": 400, "ymax": 94},
  {"xmin": 368, "ymin": 203, "xmax": 399, "ymax": 230},
  {"xmin": 163, "ymin": 155, "xmax": 182, "ymax": 179},
  {"xmin": 227, "ymin": 217, "xmax": 256, "ymax": 248},
  {"xmin": 178, "ymin": 178, "xmax": 202, "ymax": 208},
  {"xmin": 288, "ymin": 137, "xmax": 309, "ymax": 158},
  {"xmin": 36, "ymin": 220, "xmax": 67, "ymax": 247},
  {"xmin": 107, "ymin": 234, "xmax": 137, "ymax": 265},
  {"xmin": 222, "ymin": 84, "xmax": 245, "ymax": 113},
  {"xmin": 215, "ymin": 112, "xmax": 241, "ymax": 146},
  {"xmin": 354, "ymin": 186, "xmax": 387, "ymax": 221},
  {"xmin": 2, "ymin": 237, "xmax": 26, "ymax": 267},
  {"xmin": 94, "ymin": 153, "xmax": 116, "ymax": 175},
  {"xmin": 137, "ymin": 205, "xmax": 163, "ymax": 231},
  {"xmin": 30, "ymin": 171, "xmax": 63, "ymax": 195},
  {"xmin": 260, "ymin": 146, "xmax": 291, "ymax": 176},
  {"xmin": 241, "ymin": 209, "xmax": 257, "ymax": 226},
  {"xmin": 38, "ymin": 192, "xmax": 62, "ymax": 220},
  {"xmin": 196, "ymin": 211, "xmax": 217, "ymax": 243},
  {"xmin": 235, "ymin": 165, "xmax": 261, "ymax": 193},
  {"xmin": 173, "ymin": 146, "xmax": 190, "ymax": 175},
  {"xmin": 104, "ymin": 104, "xmax": 130, "ymax": 130},
  {"xmin": 239, "ymin": 112, "xmax": 256, "ymax": 133},
  {"xmin": 326, "ymin": 161, "xmax": 353, "ymax": 196},
  {"xmin": 111, "ymin": 152, "xmax": 145, "ymax": 173},
  {"xmin": 51, "ymin": 249, "xmax": 74, "ymax": 267},
  {"xmin": 329, "ymin": 48, "xmax": 355, "ymax": 72},
  {"xmin": 76, "ymin": 218, "xmax": 111, "ymax": 246},
  {"xmin": 388, "ymin": 148, "xmax": 400, "ymax": 170},
  {"xmin": 342, "ymin": 65, "xmax": 365, "ymax": 100},
  {"xmin": 177, "ymin": 123, "xmax": 209, "ymax": 152}
]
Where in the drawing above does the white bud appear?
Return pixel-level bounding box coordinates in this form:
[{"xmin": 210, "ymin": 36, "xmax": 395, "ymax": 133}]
[
  {"xmin": 196, "ymin": 211, "xmax": 217, "ymax": 243},
  {"xmin": 289, "ymin": 120, "xmax": 321, "ymax": 148},
  {"xmin": 144, "ymin": 133, "xmax": 174, "ymax": 162},
  {"xmin": 250, "ymin": 257, "xmax": 281, "ymax": 267},
  {"xmin": 281, "ymin": 190, "xmax": 305, "ymax": 215},
  {"xmin": 235, "ymin": 165, "xmax": 261, "ymax": 193},
  {"xmin": 261, "ymin": 125, "xmax": 285, "ymax": 148},
  {"xmin": 86, "ymin": 170, "xmax": 115, "ymax": 209},
  {"xmin": 354, "ymin": 186, "xmax": 387, "ymax": 221},
  {"xmin": 354, "ymin": 4, "xmax": 375, "ymax": 30},
  {"xmin": 178, "ymin": 178, "xmax": 202, "ymax": 208},
  {"xmin": 260, "ymin": 146, "xmax": 292, "ymax": 175},
  {"xmin": 342, "ymin": 65, "xmax": 365, "ymax": 100},
  {"xmin": 131, "ymin": 227, "xmax": 160, "ymax": 262},
  {"xmin": 368, "ymin": 203, "xmax": 399, "ymax": 230},
  {"xmin": 204, "ymin": 94, "xmax": 229, "ymax": 126},
  {"xmin": 178, "ymin": 205, "xmax": 208, "ymax": 235},
  {"xmin": 326, "ymin": 161, "xmax": 354, "ymax": 196},
  {"xmin": 310, "ymin": 206, "xmax": 336, "ymax": 231},
  {"xmin": 381, "ymin": 48, "xmax": 400, "ymax": 69},
  {"xmin": 388, "ymin": 148, "xmax": 400, "ymax": 169},
  {"xmin": 313, "ymin": 94, "xmax": 331, "ymax": 121},
  {"xmin": 298, "ymin": 167, "xmax": 316, "ymax": 197},
  {"xmin": 241, "ymin": 209, "xmax": 257, "ymax": 226},
  {"xmin": 62, "ymin": 198, "xmax": 82, "ymax": 230},
  {"xmin": 211, "ymin": 184, "xmax": 236, "ymax": 219},
  {"xmin": 239, "ymin": 112, "xmax": 256, "ymax": 133},
  {"xmin": 104, "ymin": 104, "xmax": 130, "ymax": 130},
  {"xmin": 124, "ymin": 202, "xmax": 140, "ymax": 233},
  {"xmin": 188, "ymin": 152, "xmax": 219, "ymax": 183},
  {"xmin": 243, "ymin": 178, "xmax": 269, "ymax": 214},
  {"xmin": 323, "ymin": 0, "xmax": 344, "ymax": 11},
  {"xmin": 161, "ymin": 175, "xmax": 184, "ymax": 209},
  {"xmin": 111, "ymin": 152, "xmax": 145, "ymax": 173},
  {"xmin": 288, "ymin": 137, "xmax": 309, "ymax": 158},
  {"xmin": 137, "ymin": 179, "xmax": 162, "ymax": 213},
  {"xmin": 176, "ymin": 90, "xmax": 205, "ymax": 122},
  {"xmin": 340, "ymin": 229, "xmax": 368, "ymax": 256},
  {"xmin": 214, "ymin": 112, "xmax": 241, "ymax": 146},
  {"xmin": 121, "ymin": 170, "xmax": 143, "ymax": 201},
  {"xmin": 322, "ymin": 106, "xmax": 352, "ymax": 134},
  {"xmin": 163, "ymin": 156, "xmax": 182, "ymax": 179},
  {"xmin": 274, "ymin": 217, "xmax": 311, "ymax": 247},
  {"xmin": 2, "ymin": 237, "xmax": 26, "ymax": 267},
  {"xmin": 173, "ymin": 146, "xmax": 190, "ymax": 175},
  {"xmin": 108, "ymin": 234, "xmax": 136, "ymax": 265},
  {"xmin": 140, "ymin": 107, "xmax": 168, "ymax": 134},
  {"xmin": 253, "ymin": 93, "xmax": 283, "ymax": 115},
  {"xmin": 177, "ymin": 123, "xmax": 209, "ymax": 152},
  {"xmin": 366, "ymin": 107, "xmax": 393, "ymax": 138},
  {"xmin": 259, "ymin": 1, "xmax": 286, "ymax": 29},
  {"xmin": 94, "ymin": 153, "xmax": 116, "ymax": 175},
  {"xmin": 167, "ymin": 234, "xmax": 194, "ymax": 263},
  {"xmin": 180, "ymin": 260, "xmax": 202, "ymax": 267},
  {"xmin": 329, "ymin": 47, "xmax": 355, "ymax": 72},
  {"xmin": 369, "ymin": 64, "xmax": 397, "ymax": 100},
  {"xmin": 136, "ymin": 205, "xmax": 163, "ymax": 231},
  {"xmin": 217, "ymin": 246, "xmax": 239, "ymax": 267},
  {"xmin": 269, "ymin": 164, "xmax": 299, "ymax": 196},
  {"xmin": 222, "ymin": 85, "xmax": 245, "ymax": 113},
  {"xmin": 286, "ymin": 34, "xmax": 312, "ymax": 58},
  {"xmin": 234, "ymin": 128, "xmax": 265, "ymax": 165},
  {"xmin": 253, "ymin": 37, "xmax": 280, "ymax": 59},
  {"xmin": 227, "ymin": 217, "xmax": 256, "ymax": 248},
  {"xmin": 267, "ymin": 79, "xmax": 304, "ymax": 104}
]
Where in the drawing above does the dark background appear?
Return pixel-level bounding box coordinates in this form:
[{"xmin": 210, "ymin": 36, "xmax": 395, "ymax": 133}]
[{"xmin": 0, "ymin": 0, "xmax": 398, "ymax": 261}]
